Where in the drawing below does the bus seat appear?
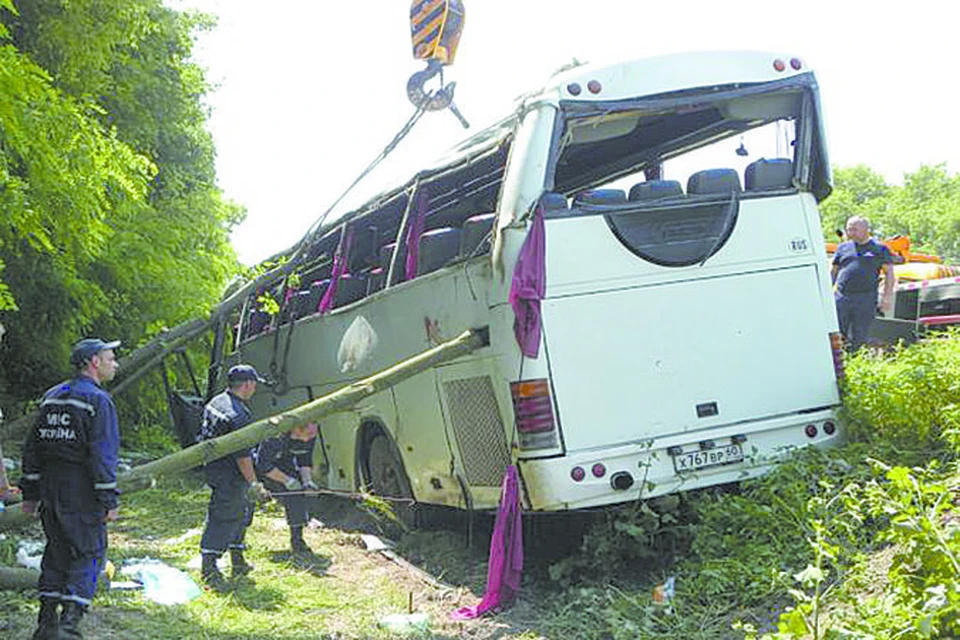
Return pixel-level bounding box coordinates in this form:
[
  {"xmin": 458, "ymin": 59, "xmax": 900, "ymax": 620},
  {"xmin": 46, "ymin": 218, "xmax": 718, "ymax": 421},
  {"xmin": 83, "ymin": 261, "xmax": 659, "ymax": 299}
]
[
  {"xmin": 418, "ymin": 227, "xmax": 462, "ymax": 276},
  {"xmin": 378, "ymin": 242, "xmax": 408, "ymax": 270},
  {"xmin": 745, "ymin": 158, "xmax": 794, "ymax": 190},
  {"xmin": 347, "ymin": 225, "xmax": 379, "ymax": 273},
  {"xmin": 302, "ymin": 279, "xmax": 330, "ymax": 316},
  {"xmin": 246, "ymin": 309, "xmax": 270, "ymax": 337},
  {"xmin": 687, "ymin": 169, "xmax": 742, "ymax": 195},
  {"xmin": 541, "ymin": 192, "xmax": 568, "ymax": 213},
  {"xmin": 628, "ymin": 180, "xmax": 683, "ymax": 201},
  {"xmin": 289, "ymin": 290, "xmax": 312, "ymax": 320},
  {"xmin": 573, "ymin": 189, "xmax": 627, "ymax": 206},
  {"xmin": 367, "ymin": 268, "xmax": 385, "ymax": 295},
  {"xmin": 460, "ymin": 213, "xmax": 495, "ymax": 258},
  {"xmin": 333, "ymin": 274, "xmax": 367, "ymax": 308}
]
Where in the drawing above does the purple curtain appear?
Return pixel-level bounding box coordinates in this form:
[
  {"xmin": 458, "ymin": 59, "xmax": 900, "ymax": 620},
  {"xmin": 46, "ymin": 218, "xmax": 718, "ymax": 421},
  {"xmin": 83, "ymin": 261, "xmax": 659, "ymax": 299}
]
[
  {"xmin": 451, "ymin": 465, "xmax": 523, "ymax": 619},
  {"xmin": 508, "ymin": 205, "xmax": 546, "ymax": 358},
  {"xmin": 318, "ymin": 226, "xmax": 353, "ymax": 314},
  {"xmin": 404, "ymin": 189, "xmax": 428, "ymax": 281}
]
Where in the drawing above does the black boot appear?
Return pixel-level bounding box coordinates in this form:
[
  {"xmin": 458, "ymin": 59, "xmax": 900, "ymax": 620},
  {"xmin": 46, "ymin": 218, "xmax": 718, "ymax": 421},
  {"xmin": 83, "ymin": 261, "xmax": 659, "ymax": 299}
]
[
  {"xmin": 230, "ymin": 548, "xmax": 254, "ymax": 578},
  {"xmin": 29, "ymin": 597, "xmax": 59, "ymax": 640},
  {"xmin": 290, "ymin": 526, "xmax": 311, "ymax": 555},
  {"xmin": 201, "ymin": 553, "xmax": 227, "ymax": 591},
  {"xmin": 58, "ymin": 602, "xmax": 85, "ymax": 640}
]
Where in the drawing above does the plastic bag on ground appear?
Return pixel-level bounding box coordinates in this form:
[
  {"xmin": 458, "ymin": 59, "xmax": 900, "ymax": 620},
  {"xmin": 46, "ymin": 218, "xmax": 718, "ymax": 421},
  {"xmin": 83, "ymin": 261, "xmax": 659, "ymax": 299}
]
[
  {"xmin": 378, "ymin": 612, "xmax": 430, "ymax": 636},
  {"xmin": 122, "ymin": 558, "xmax": 202, "ymax": 605}
]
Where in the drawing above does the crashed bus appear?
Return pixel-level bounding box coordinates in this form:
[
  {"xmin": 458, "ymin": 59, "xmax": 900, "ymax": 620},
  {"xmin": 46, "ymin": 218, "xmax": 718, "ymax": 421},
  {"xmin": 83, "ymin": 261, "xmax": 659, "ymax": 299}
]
[{"xmin": 213, "ymin": 51, "xmax": 843, "ymax": 513}]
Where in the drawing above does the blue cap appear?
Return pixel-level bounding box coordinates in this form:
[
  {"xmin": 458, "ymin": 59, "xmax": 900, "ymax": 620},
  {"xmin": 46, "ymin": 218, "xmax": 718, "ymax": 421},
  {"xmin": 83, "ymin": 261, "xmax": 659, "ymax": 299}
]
[
  {"xmin": 227, "ymin": 364, "xmax": 265, "ymax": 384},
  {"xmin": 70, "ymin": 338, "xmax": 121, "ymax": 367}
]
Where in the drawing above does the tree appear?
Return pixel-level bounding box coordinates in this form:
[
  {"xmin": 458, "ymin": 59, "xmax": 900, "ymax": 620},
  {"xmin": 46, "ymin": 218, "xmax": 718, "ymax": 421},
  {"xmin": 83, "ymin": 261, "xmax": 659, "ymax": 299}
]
[{"xmin": 0, "ymin": 0, "xmax": 242, "ymax": 410}]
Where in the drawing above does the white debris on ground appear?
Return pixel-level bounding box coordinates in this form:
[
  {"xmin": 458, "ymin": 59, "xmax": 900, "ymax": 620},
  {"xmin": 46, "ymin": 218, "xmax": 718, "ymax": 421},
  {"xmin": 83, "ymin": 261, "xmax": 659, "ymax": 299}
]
[
  {"xmin": 16, "ymin": 540, "xmax": 44, "ymax": 570},
  {"xmin": 3, "ymin": 457, "xmax": 17, "ymax": 471},
  {"xmin": 163, "ymin": 527, "xmax": 202, "ymax": 545}
]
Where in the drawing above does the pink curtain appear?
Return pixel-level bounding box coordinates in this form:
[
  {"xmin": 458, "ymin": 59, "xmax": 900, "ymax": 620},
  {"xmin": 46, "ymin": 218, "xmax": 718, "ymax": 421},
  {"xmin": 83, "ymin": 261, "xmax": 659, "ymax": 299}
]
[
  {"xmin": 451, "ymin": 465, "xmax": 523, "ymax": 619},
  {"xmin": 508, "ymin": 205, "xmax": 546, "ymax": 358},
  {"xmin": 318, "ymin": 226, "xmax": 353, "ymax": 314}
]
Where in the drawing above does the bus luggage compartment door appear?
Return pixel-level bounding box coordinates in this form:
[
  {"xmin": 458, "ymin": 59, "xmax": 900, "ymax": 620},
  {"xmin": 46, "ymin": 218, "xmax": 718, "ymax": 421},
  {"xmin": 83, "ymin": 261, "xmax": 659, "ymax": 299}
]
[{"xmin": 540, "ymin": 265, "xmax": 839, "ymax": 452}]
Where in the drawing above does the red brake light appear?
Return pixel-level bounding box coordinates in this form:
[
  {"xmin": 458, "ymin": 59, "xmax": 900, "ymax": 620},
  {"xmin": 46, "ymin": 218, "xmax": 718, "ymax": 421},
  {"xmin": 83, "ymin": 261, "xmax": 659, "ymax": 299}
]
[
  {"xmin": 790, "ymin": 57, "xmax": 802, "ymax": 70},
  {"xmin": 587, "ymin": 79, "xmax": 602, "ymax": 94},
  {"xmin": 773, "ymin": 59, "xmax": 786, "ymax": 72},
  {"xmin": 511, "ymin": 379, "xmax": 557, "ymax": 434},
  {"xmin": 571, "ymin": 466, "xmax": 585, "ymax": 482},
  {"xmin": 805, "ymin": 424, "xmax": 818, "ymax": 438},
  {"xmin": 591, "ymin": 463, "xmax": 606, "ymax": 478}
]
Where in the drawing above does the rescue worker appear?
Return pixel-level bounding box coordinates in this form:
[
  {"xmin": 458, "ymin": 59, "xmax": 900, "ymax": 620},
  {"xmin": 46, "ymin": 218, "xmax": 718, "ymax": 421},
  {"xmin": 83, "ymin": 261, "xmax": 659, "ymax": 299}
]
[
  {"xmin": 197, "ymin": 364, "xmax": 268, "ymax": 590},
  {"xmin": 20, "ymin": 337, "xmax": 121, "ymax": 640},
  {"xmin": 255, "ymin": 421, "xmax": 319, "ymax": 554}
]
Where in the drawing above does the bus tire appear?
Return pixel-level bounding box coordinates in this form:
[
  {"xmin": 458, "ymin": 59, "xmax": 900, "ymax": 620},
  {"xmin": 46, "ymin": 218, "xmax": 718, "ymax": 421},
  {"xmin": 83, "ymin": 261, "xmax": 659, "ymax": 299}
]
[{"xmin": 364, "ymin": 433, "xmax": 417, "ymax": 530}]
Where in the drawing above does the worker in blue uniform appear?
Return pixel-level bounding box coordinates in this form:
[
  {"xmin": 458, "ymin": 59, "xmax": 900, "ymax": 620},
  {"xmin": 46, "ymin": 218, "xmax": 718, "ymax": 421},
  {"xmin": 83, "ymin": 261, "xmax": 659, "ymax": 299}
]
[
  {"xmin": 197, "ymin": 364, "xmax": 268, "ymax": 589},
  {"xmin": 20, "ymin": 337, "xmax": 121, "ymax": 640},
  {"xmin": 255, "ymin": 422, "xmax": 319, "ymax": 554}
]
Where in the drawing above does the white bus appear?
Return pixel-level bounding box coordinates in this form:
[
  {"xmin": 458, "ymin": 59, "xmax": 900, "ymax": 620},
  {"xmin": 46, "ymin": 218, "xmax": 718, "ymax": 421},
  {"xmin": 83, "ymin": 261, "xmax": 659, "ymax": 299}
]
[{"xmin": 221, "ymin": 51, "xmax": 843, "ymax": 513}]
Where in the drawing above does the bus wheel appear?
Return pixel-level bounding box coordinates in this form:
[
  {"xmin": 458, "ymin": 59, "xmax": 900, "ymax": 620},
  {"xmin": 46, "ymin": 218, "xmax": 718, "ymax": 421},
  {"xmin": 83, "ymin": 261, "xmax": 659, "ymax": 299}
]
[{"xmin": 365, "ymin": 434, "xmax": 416, "ymax": 530}]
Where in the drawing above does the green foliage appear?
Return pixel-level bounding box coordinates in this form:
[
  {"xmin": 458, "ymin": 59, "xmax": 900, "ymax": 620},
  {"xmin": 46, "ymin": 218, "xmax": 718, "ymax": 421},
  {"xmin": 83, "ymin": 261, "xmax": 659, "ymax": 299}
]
[
  {"xmin": 820, "ymin": 163, "xmax": 960, "ymax": 261},
  {"xmin": 0, "ymin": 0, "xmax": 243, "ymax": 409},
  {"xmin": 841, "ymin": 331, "xmax": 960, "ymax": 462}
]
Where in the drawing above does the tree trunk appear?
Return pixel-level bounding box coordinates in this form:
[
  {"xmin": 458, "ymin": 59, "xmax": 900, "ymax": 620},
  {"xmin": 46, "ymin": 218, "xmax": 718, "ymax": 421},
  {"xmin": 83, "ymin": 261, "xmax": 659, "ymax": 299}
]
[{"xmin": 0, "ymin": 327, "xmax": 489, "ymax": 533}]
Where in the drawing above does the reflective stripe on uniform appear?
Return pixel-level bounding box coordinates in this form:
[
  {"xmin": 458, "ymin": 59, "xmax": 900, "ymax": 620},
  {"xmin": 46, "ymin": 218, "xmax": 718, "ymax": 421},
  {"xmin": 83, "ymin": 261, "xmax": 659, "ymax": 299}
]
[
  {"xmin": 94, "ymin": 482, "xmax": 117, "ymax": 490},
  {"xmin": 40, "ymin": 397, "xmax": 96, "ymax": 415},
  {"xmin": 23, "ymin": 473, "xmax": 41, "ymax": 480},
  {"xmin": 60, "ymin": 593, "xmax": 92, "ymax": 606},
  {"xmin": 206, "ymin": 404, "xmax": 231, "ymax": 422}
]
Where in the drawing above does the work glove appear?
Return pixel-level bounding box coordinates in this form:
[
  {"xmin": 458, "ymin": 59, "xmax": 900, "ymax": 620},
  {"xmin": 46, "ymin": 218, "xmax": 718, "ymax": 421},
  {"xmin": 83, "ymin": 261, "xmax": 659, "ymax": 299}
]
[
  {"xmin": 283, "ymin": 476, "xmax": 303, "ymax": 491},
  {"xmin": 247, "ymin": 481, "xmax": 270, "ymax": 503},
  {"xmin": 303, "ymin": 480, "xmax": 319, "ymax": 492}
]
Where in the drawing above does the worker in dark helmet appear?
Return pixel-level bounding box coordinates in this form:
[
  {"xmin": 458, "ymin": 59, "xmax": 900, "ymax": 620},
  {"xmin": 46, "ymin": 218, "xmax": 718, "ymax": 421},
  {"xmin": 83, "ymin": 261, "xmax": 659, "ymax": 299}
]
[
  {"xmin": 255, "ymin": 421, "xmax": 319, "ymax": 555},
  {"xmin": 197, "ymin": 364, "xmax": 268, "ymax": 590},
  {"xmin": 20, "ymin": 337, "xmax": 121, "ymax": 640}
]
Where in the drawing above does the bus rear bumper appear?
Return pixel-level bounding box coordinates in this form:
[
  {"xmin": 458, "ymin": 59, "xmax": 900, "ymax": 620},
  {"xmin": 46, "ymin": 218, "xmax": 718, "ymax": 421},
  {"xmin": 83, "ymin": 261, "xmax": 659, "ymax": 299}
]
[{"xmin": 517, "ymin": 408, "xmax": 841, "ymax": 511}]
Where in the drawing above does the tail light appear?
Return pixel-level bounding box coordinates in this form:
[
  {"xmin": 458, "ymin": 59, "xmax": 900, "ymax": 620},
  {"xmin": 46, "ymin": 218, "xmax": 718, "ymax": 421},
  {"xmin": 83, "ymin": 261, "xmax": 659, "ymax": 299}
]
[
  {"xmin": 511, "ymin": 379, "xmax": 559, "ymax": 449},
  {"xmin": 829, "ymin": 332, "xmax": 845, "ymax": 382}
]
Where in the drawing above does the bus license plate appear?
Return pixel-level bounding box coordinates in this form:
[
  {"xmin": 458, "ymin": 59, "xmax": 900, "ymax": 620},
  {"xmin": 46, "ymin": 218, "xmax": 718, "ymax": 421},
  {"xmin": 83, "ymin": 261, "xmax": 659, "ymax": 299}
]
[{"xmin": 672, "ymin": 444, "xmax": 744, "ymax": 473}]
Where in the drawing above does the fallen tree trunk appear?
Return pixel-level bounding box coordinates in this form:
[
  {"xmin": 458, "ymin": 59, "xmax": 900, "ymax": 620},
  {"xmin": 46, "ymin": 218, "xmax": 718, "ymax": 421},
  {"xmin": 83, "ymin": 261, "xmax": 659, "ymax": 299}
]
[
  {"xmin": 0, "ymin": 565, "xmax": 40, "ymax": 590},
  {"xmin": 1, "ymin": 317, "xmax": 214, "ymax": 441},
  {"xmin": 0, "ymin": 328, "xmax": 489, "ymax": 534},
  {"xmin": 120, "ymin": 328, "xmax": 488, "ymax": 492}
]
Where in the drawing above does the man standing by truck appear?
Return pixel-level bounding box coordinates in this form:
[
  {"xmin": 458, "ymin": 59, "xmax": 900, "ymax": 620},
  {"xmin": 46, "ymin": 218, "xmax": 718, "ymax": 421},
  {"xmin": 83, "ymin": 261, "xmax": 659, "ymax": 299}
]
[{"xmin": 832, "ymin": 216, "xmax": 896, "ymax": 350}]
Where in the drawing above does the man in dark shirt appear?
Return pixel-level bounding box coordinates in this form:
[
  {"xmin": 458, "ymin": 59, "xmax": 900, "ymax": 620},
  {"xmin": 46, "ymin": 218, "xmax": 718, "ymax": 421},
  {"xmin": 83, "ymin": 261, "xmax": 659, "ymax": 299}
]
[
  {"xmin": 831, "ymin": 216, "xmax": 896, "ymax": 350},
  {"xmin": 20, "ymin": 337, "xmax": 121, "ymax": 640},
  {"xmin": 255, "ymin": 422, "xmax": 319, "ymax": 555},
  {"xmin": 197, "ymin": 364, "xmax": 266, "ymax": 589}
]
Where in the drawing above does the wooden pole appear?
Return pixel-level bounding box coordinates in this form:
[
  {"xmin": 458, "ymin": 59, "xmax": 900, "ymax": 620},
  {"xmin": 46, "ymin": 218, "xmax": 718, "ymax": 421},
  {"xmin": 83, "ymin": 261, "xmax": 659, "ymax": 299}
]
[
  {"xmin": 0, "ymin": 565, "xmax": 40, "ymax": 590},
  {"xmin": 0, "ymin": 328, "xmax": 489, "ymax": 532},
  {"xmin": 120, "ymin": 328, "xmax": 488, "ymax": 492}
]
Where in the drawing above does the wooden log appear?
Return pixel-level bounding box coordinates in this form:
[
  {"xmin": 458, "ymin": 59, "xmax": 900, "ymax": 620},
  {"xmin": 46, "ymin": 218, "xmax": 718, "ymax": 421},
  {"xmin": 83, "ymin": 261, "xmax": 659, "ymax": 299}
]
[
  {"xmin": 1, "ymin": 328, "xmax": 489, "ymax": 533},
  {"xmin": 119, "ymin": 328, "xmax": 488, "ymax": 493},
  {"xmin": 1, "ymin": 317, "xmax": 214, "ymax": 440},
  {"xmin": 0, "ymin": 565, "xmax": 39, "ymax": 590}
]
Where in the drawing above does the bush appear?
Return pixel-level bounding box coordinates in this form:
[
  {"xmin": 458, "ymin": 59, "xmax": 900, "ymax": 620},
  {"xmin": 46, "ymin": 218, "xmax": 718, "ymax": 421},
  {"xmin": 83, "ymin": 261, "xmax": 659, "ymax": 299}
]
[{"xmin": 842, "ymin": 330, "xmax": 960, "ymax": 463}]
